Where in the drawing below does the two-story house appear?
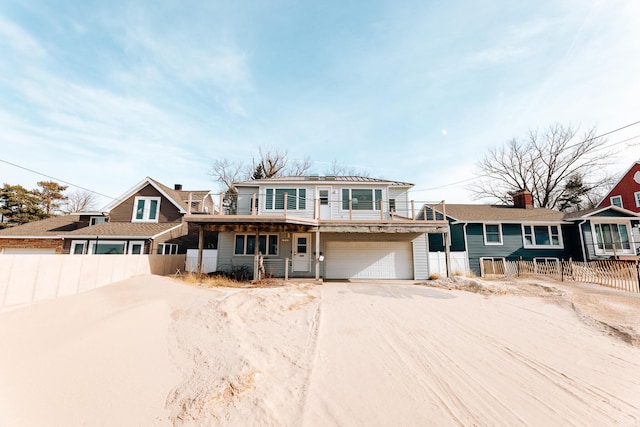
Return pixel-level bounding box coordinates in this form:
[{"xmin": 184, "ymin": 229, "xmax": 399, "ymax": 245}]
[
  {"xmin": 597, "ymin": 161, "xmax": 640, "ymax": 212},
  {"xmin": 0, "ymin": 177, "xmax": 215, "ymax": 255},
  {"xmin": 186, "ymin": 176, "xmax": 450, "ymax": 280}
]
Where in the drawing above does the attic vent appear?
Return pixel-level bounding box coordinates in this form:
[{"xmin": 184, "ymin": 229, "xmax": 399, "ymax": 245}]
[{"xmin": 174, "ymin": 184, "xmax": 183, "ymax": 190}]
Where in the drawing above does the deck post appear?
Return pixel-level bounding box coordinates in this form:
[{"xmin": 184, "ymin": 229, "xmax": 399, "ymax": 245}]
[
  {"xmin": 380, "ymin": 199, "xmax": 384, "ymax": 220},
  {"xmin": 284, "ymin": 193, "xmax": 288, "ymax": 217},
  {"xmin": 315, "ymin": 230, "xmax": 320, "ymax": 280},
  {"xmin": 219, "ymin": 193, "xmax": 224, "ymax": 215},
  {"xmin": 251, "ymin": 193, "xmax": 257, "ymax": 215},
  {"xmin": 349, "ymin": 199, "xmax": 353, "ymax": 220},
  {"xmin": 197, "ymin": 225, "xmax": 204, "ymax": 276},
  {"xmin": 411, "ymin": 200, "xmax": 415, "ymax": 220}
]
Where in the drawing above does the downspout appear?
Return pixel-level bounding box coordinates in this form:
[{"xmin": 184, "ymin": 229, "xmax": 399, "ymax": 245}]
[{"xmin": 578, "ymin": 219, "xmax": 587, "ymax": 262}]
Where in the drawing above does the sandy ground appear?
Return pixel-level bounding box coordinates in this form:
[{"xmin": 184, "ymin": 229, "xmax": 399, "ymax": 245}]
[{"xmin": 0, "ymin": 275, "xmax": 639, "ymax": 426}]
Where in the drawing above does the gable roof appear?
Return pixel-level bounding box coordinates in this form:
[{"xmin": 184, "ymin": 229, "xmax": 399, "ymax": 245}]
[
  {"xmin": 596, "ymin": 160, "xmax": 640, "ymax": 207},
  {"xmin": 103, "ymin": 177, "xmax": 211, "ymax": 214},
  {"xmin": 234, "ymin": 176, "xmax": 413, "ymax": 187},
  {"xmin": 563, "ymin": 205, "xmax": 640, "ymax": 220},
  {"xmin": 444, "ymin": 204, "xmax": 566, "ymax": 223},
  {"xmin": 0, "ymin": 215, "xmax": 81, "ymax": 237}
]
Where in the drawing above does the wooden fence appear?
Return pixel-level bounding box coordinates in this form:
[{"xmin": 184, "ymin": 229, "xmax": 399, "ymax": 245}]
[{"xmin": 481, "ymin": 259, "xmax": 640, "ymax": 293}]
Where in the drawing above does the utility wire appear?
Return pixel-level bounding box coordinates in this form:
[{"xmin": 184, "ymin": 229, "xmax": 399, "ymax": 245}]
[
  {"xmin": 411, "ymin": 121, "xmax": 640, "ymax": 193},
  {"xmin": 0, "ymin": 158, "xmax": 116, "ymax": 200}
]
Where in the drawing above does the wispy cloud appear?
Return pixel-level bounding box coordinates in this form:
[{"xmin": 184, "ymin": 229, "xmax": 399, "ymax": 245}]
[{"xmin": 0, "ymin": 16, "xmax": 46, "ymax": 56}]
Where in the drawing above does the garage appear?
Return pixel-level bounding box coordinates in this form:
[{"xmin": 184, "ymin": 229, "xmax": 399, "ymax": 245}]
[{"xmin": 324, "ymin": 241, "xmax": 414, "ymax": 279}]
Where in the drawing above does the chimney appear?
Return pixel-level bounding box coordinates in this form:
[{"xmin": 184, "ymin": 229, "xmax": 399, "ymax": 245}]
[
  {"xmin": 513, "ymin": 190, "xmax": 533, "ymax": 209},
  {"xmin": 174, "ymin": 184, "xmax": 183, "ymax": 191}
]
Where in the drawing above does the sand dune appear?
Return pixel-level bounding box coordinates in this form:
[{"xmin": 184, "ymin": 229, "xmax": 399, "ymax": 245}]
[{"xmin": 0, "ymin": 275, "xmax": 638, "ymax": 426}]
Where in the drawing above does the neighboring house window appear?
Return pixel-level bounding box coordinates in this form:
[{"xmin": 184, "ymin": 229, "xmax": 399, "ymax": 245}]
[
  {"xmin": 533, "ymin": 257, "xmax": 560, "ymax": 273},
  {"xmin": 128, "ymin": 241, "xmax": 145, "ymax": 255},
  {"xmin": 71, "ymin": 240, "xmax": 87, "ymax": 254},
  {"xmin": 89, "ymin": 240, "xmax": 126, "ymax": 254},
  {"xmin": 522, "ymin": 225, "xmax": 563, "ymax": 248},
  {"xmin": 234, "ymin": 234, "xmax": 278, "ymax": 256},
  {"xmin": 157, "ymin": 243, "xmax": 178, "ymax": 255},
  {"xmin": 389, "ymin": 199, "xmax": 396, "ymax": 213},
  {"xmin": 480, "ymin": 257, "xmax": 506, "ymax": 275},
  {"xmin": 635, "ymin": 192, "xmax": 640, "ymax": 208},
  {"xmin": 90, "ymin": 217, "xmax": 108, "ymax": 225},
  {"xmin": 342, "ymin": 188, "xmax": 383, "ymax": 210},
  {"xmin": 483, "ymin": 224, "xmax": 503, "ymax": 245},
  {"xmin": 132, "ymin": 197, "xmax": 161, "ymax": 222},
  {"xmin": 610, "ymin": 195, "xmax": 623, "ymax": 208},
  {"xmin": 265, "ymin": 189, "xmax": 306, "ymax": 210},
  {"xmin": 592, "ymin": 223, "xmax": 632, "ymax": 254}
]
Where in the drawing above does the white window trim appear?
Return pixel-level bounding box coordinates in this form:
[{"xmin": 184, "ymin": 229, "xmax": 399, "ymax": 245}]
[
  {"xmin": 590, "ymin": 221, "xmax": 634, "ymax": 256},
  {"xmin": 132, "ymin": 196, "xmax": 161, "ymax": 223},
  {"xmin": 634, "ymin": 192, "xmax": 640, "ymax": 208},
  {"xmin": 234, "ymin": 234, "xmax": 279, "ymax": 256},
  {"xmin": 264, "ymin": 188, "xmax": 306, "ymax": 211},
  {"xmin": 610, "ymin": 195, "xmax": 623, "ymax": 208},
  {"xmin": 90, "ymin": 216, "xmax": 108, "ymax": 225},
  {"xmin": 88, "ymin": 240, "xmax": 127, "ymax": 254},
  {"xmin": 522, "ymin": 224, "xmax": 564, "ymax": 249},
  {"xmin": 70, "ymin": 240, "xmax": 88, "ymax": 255},
  {"xmin": 483, "ymin": 223, "xmax": 503, "ymax": 245},
  {"xmin": 128, "ymin": 240, "xmax": 145, "ymax": 255},
  {"xmin": 479, "ymin": 257, "xmax": 506, "ymax": 275},
  {"xmin": 157, "ymin": 243, "xmax": 179, "ymax": 255},
  {"xmin": 341, "ymin": 188, "xmax": 384, "ymax": 211}
]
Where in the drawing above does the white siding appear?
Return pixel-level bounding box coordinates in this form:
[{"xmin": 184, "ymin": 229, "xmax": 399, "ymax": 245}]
[{"xmin": 412, "ymin": 233, "xmax": 429, "ymax": 280}]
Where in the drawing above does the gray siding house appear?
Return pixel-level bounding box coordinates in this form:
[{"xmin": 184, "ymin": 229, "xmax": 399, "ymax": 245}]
[{"xmin": 187, "ymin": 176, "xmax": 449, "ymax": 280}]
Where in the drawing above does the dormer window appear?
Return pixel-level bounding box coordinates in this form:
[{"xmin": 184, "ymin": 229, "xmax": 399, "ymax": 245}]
[{"xmin": 132, "ymin": 197, "xmax": 160, "ymax": 222}]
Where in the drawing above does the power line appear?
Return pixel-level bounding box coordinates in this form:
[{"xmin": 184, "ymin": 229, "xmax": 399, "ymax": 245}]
[
  {"xmin": 411, "ymin": 121, "xmax": 640, "ymax": 193},
  {"xmin": 0, "ymin": 158, "xmax": 116, "ymax": 200}
]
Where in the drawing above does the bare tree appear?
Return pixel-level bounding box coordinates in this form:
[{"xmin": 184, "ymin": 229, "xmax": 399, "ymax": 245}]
[
  {"xmin": 287, "ymin": 156, "xmax": 312, "ymax": 176},
  {"xmin": 64, "ymin": 190, "xmax": 98, "ymax": 213},
  {"xmin": 324, "ymin": 160, "xmax": 362, "ymax": 176},
  {"xmin": 469, "ymin": 123, "xmax": 614, "ymax": 210},
  {"xmin": 209, "ymin": 159, "xmax": 244, "ymax": 214},
  {"xmin": 250, "ymin": 147, "xmax": 288, "ymax": 179}
]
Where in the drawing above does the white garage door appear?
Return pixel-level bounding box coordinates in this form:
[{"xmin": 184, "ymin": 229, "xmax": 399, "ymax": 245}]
[{"xmin": 325, "ymin": 241, "xmax": 413, "ymax": 279}]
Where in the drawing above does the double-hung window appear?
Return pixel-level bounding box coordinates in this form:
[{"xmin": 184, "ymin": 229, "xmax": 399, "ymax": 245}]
[
  {"xmin": 234, "ymin": 234, "xmax": 278, "ymax": 255},
  {"xmin": 610, "ymin": 195, "xmax": 623, "ymax": 208},
  {"xmin": 265, "ymin": 189, "xmax": 306, "ymax": 210},
  {"xmin": 634, "ymin": 192, "xmax": 640, "ymax": 208},
  {"xmin": 522, "ymin": 225, "xmax": 563, "ymax": 248},
  {"xmin": 132, "ymin": 197, "xmax": 160, "ymax": 222},
  {"xmin": 342, "ymin": 188, "xmax": 383, "ymax": 210},
  {"xmin": 483, "ymin": 224, "xmax": 503, "ymax": 245}
]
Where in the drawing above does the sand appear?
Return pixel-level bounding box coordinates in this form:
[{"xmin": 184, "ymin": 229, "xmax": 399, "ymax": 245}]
[{"xmin": 0, "ymin": 275, "xmax": 638, "ymax": 426}]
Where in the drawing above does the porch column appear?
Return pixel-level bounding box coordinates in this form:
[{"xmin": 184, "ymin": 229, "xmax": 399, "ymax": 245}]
[
  {"xmin": 197, "ymin": 224, "xmax": 204, "ymax": 275},
  {"xmin": 315, "ymin": 230, "xmax": 320, "ymax": 280},
  {"xmin": 444, "ymin": 230, "xmax": 451, "ymax": 278},
  {"xmin": 253, "ymin": 229, "xmax": 260, "ymax": 281}
]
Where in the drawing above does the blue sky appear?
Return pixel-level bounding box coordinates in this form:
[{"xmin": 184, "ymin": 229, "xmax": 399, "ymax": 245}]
[{"xmin": 1, "ymin": 0, "xmax": 640, "ymax": 207}]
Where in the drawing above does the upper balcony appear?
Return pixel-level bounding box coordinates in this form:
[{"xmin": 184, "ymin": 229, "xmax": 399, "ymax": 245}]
[{"xmin": 185, "ymin": 191, "xmax": 450, "ymax": 234}]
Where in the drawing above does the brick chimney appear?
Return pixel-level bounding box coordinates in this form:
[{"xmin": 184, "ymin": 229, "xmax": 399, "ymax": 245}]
[
  {"xmin": 513, "ymin": 189, "xmax": 533, "ymax": 209},
  {"xmin": 174, "ymin": 184, "xmax": 183, "ymax": 191}
]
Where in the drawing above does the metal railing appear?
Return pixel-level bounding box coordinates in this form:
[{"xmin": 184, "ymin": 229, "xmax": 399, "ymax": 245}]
[{"xmin": 215, "ymin": 191, "xmax": 446, "ymax": 222}]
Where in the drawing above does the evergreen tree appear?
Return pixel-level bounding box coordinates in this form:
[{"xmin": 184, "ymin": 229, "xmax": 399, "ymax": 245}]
[
  {"xmin": 34, "ymin": 181, "xmax": 68, "ymax": 215},
  {"xmin": 0, "ymin": 184, "xmax": 47, "ymax": 228}
]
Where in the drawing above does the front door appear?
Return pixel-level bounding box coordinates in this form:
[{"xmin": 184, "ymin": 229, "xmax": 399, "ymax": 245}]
[
  {"xmin": 292, "ymin": 233, "xmax": 311, "ymax": 272},
  {"xmin": 318, "ymin": 187, "xmax": 331, "ymax": 219}
]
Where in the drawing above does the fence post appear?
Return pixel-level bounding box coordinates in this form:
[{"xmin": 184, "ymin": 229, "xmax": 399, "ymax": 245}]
[{"xmin": 636, "ymin": 261, "xmax": 640, "ymax": 291}]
